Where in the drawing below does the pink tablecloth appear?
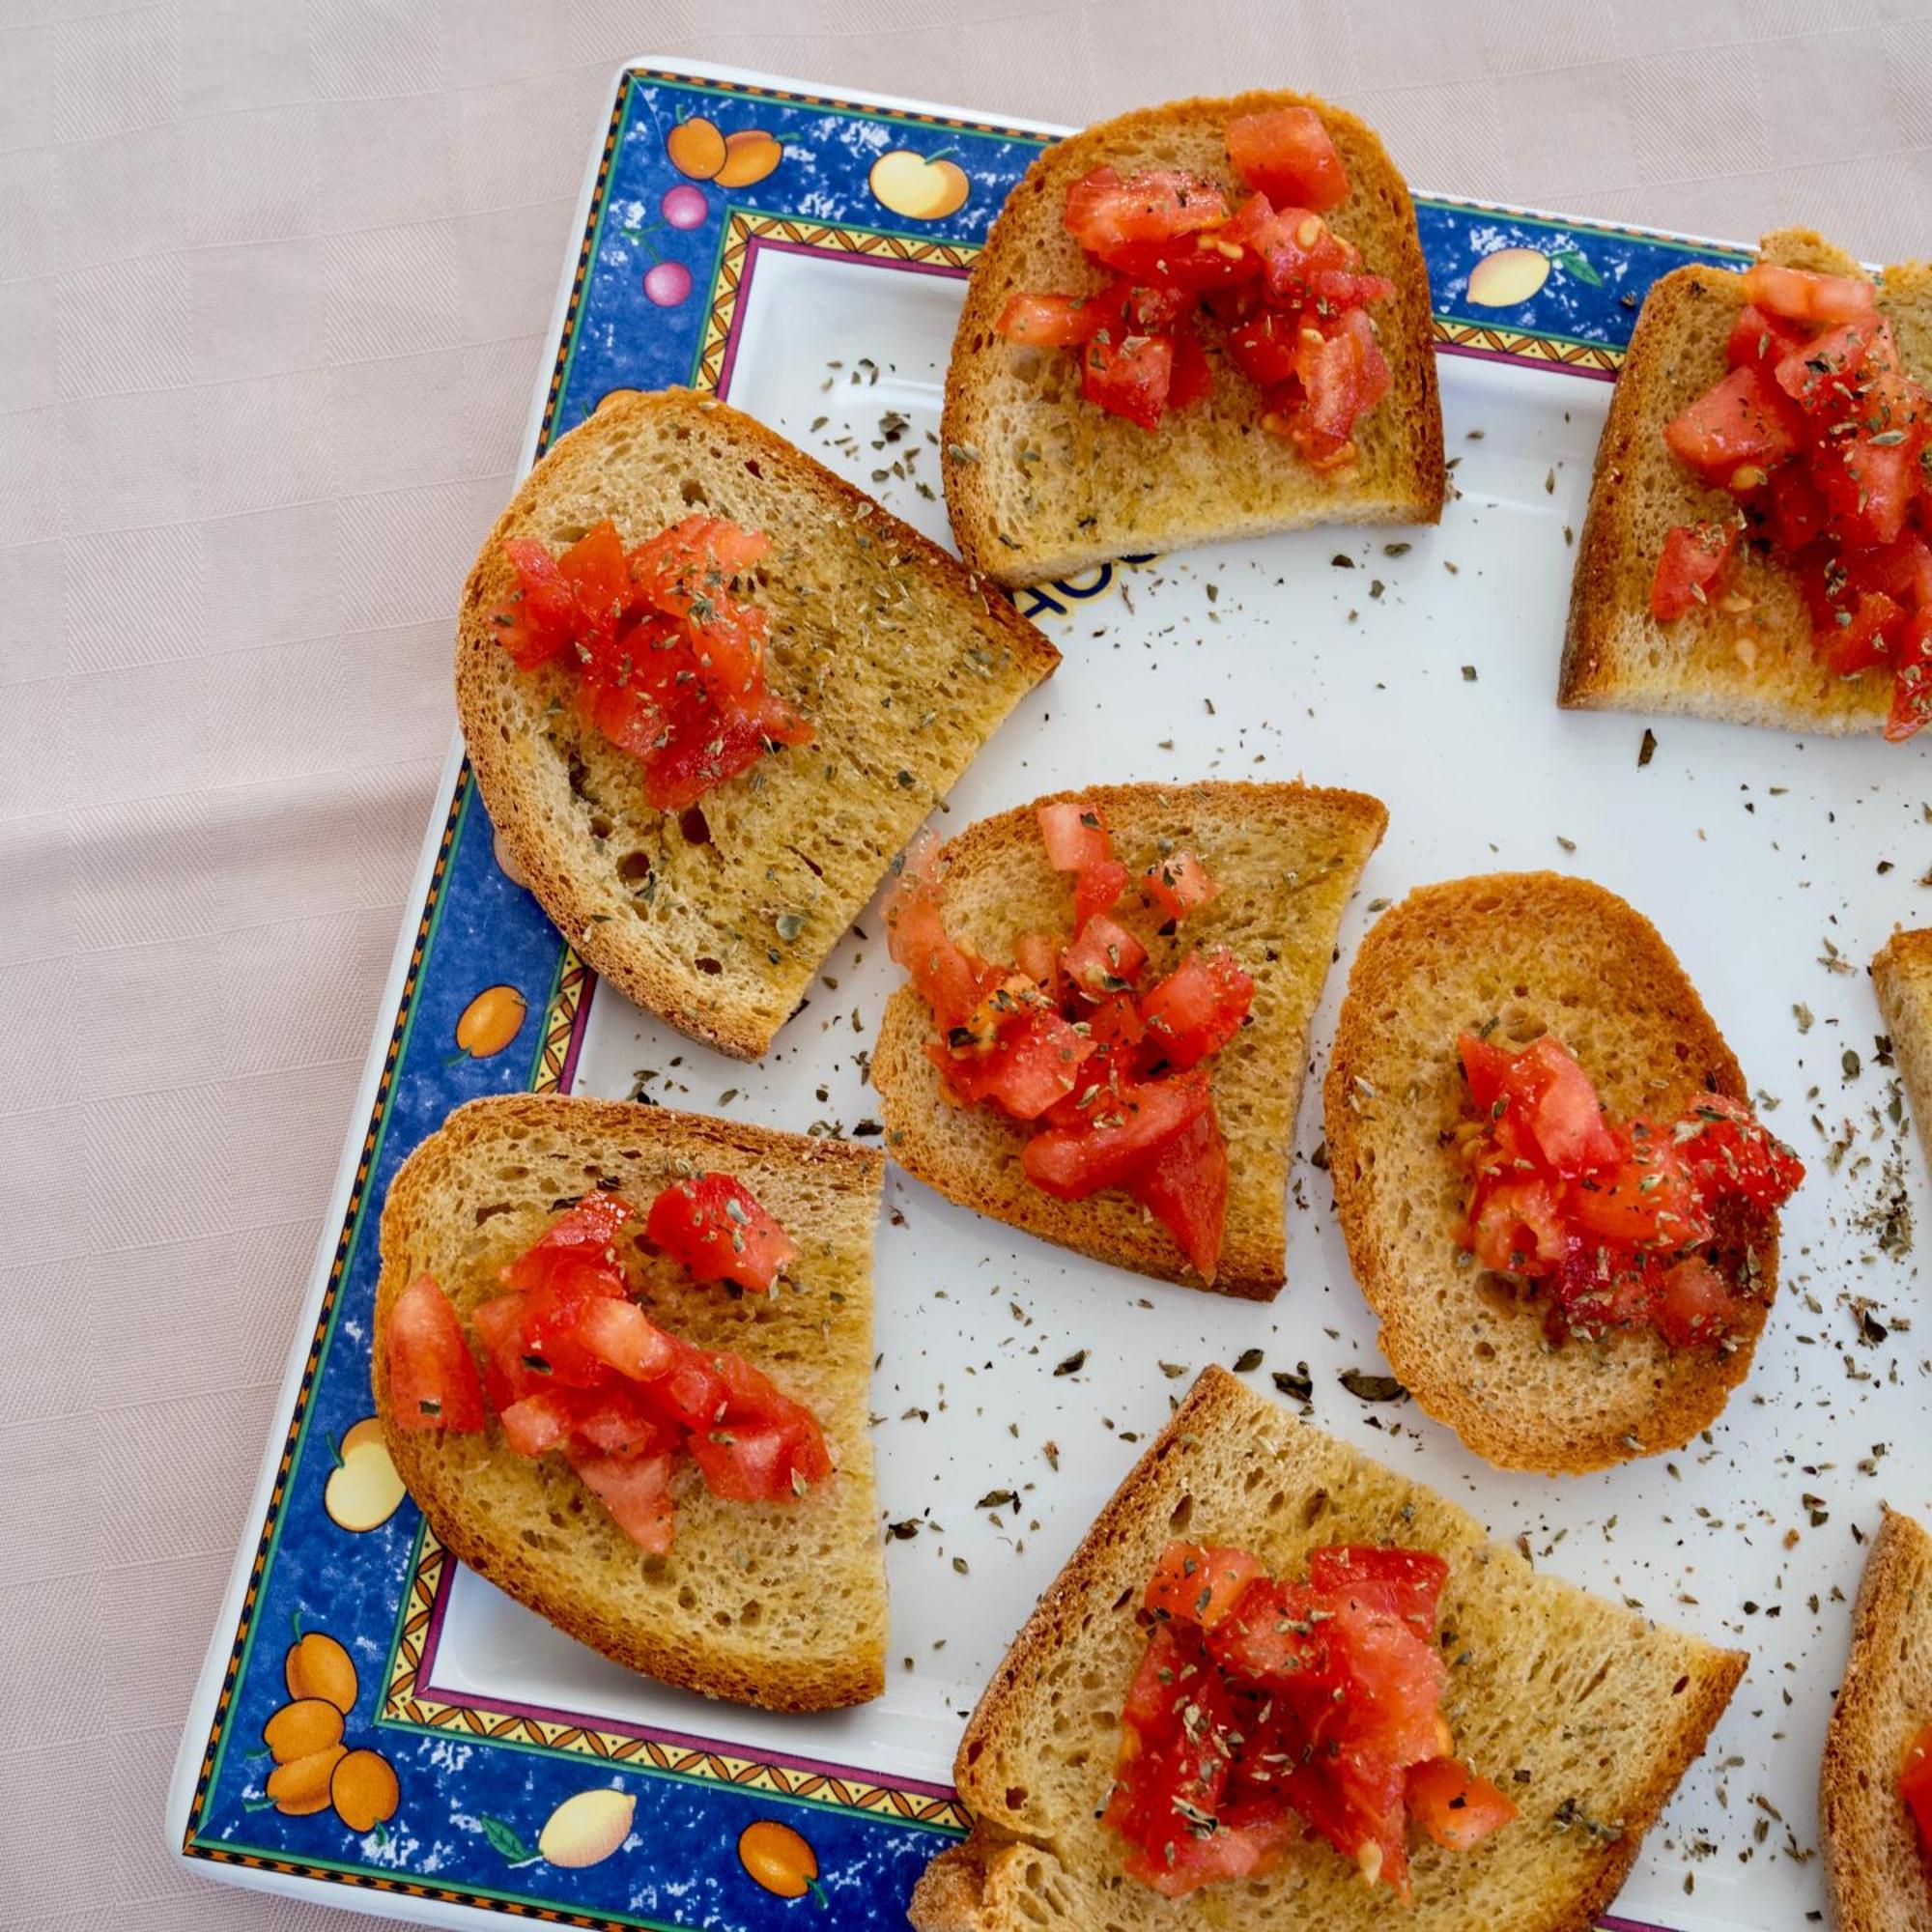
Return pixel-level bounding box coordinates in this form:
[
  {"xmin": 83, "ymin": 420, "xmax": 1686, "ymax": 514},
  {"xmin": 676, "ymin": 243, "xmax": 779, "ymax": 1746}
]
[{"xmin": 5, "ymin": 2, "xmax": 1931, "ymax": 1925}]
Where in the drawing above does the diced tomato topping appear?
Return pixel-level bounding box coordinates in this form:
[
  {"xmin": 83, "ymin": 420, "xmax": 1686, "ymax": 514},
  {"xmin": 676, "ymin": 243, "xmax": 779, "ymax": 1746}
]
[
  {"xmin": 1024, "ymin": 1068, "xmax": 1212, "ymax": 1200},
  {"xmin": 645, "ymin": 1173, "xmax": 798, "ymax": 1293},
  {"xmin": 1455, "ymin": 1032, "xmax": 1802, "ymax": 1348},
  {"xmin": 1887, "ymin": 612, "xmax": 1932, "ymax": 743},
  {"xmin": 1740, "ymin": 262, "xmax": 1876, "ymax": 326},
  {"xmin": 1142, "ymin": 849, "xmax": 1220, "ymax": 922},
  {"xmin": 1037, "ymin": 797, "xmax": 1111, "ymax": 873},
  {"xmin": 564, "ymin": 1446, "xmax": 676, "ymax": 1555},
  {"xmin": 1901, "ymin": 1723, "xmax": 1932, "ymax": 1856},
  {"xmin": 498, "ymin": 1387, "xmax": 578, "ymax": 1458},
  {"xmin": 1108, "ymin": 1543, "xmax": 1504, "ymax": 1899},
  {"xmin": 470, "ymin": 1292, "xmax": 538, "ymax": 1413},
  {"xmin": 997, "ymin": 120, "xmax": 1391, "ymax": 441},
  {"xmin": 385, "ymin": 1275, "xmax": 486, "ymax": 1433},
  {"xmin": 1725, "ymin": 301, "xmax": 1806, "ymax": 370},
  {"xmin": 1128, "ymin": 1103, "xmax": 1229, "ymax": 1280},
  {"xmin": 1145, "ymin": 1542, "xmax": 1265, "ymax": 1628},
  {"xmin": 572, "ymin": 1296, "xmax": 679, "ymax": 1382},
  {"xmin": 1662, "ymin": 364, "xmax": 1797, "ymax": 486},
  {"xmin": 1226, "ymin": 107, "xmax": 1350, "ymax": 213},
  {"xmin": 1139, "ymin": 948, "xmax": 1252, "ymax": 1069},
  {"xmin": 1406, "ymin": 1759, "xmax": 1519, "ymax": 1851},
  {"xmin": 1062, "ymin": 914, "xmax": 1149, "ymax": 997},
  {"xmin": 932, "ymin": 1002, "xmax": 1094, "ymax": 1120},
  {"xmin": 1650, "ymin": 521, "xmax": 1737, "ymax": 620},
  {"xmin": 489, "ymin": 515, "xmax": 810, "ymax": 809}
]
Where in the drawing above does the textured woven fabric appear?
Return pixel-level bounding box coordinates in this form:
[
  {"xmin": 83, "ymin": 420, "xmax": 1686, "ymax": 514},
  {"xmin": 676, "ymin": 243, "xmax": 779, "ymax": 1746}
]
[{"xmin": 4, "ymin": 2, "xmax": 1930, "ymax": 1925}]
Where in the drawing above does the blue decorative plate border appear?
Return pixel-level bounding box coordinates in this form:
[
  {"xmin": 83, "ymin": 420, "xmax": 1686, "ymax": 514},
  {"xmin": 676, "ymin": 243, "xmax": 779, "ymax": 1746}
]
[{"xmin": 173, "ymin": 60, "xmax": 1752, "ymax": 1931}]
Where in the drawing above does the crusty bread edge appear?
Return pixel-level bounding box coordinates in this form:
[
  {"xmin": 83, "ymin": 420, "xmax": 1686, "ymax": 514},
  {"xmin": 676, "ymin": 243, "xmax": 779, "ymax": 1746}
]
[
  {"xmin": 371, "ymin": 1093, "xmax": 889, "ymax": 1711},
  {"xmin": 1820, "ymin": 1507, "xmax": 1932, "ymax": 1932},
  {"xmin": 1323, "ymin": 871, "xmax": 1776, "ymax": 1475},
  {"xmin": 915, "ymin": 1365, "xmax": 1747, "ymax": 1932},
  {"xmin": 942, "ymin": 91, "xmax": 1446, "ymax": 588},
  {"xmin": 1873, "ymin": 928, "xmax": 1932, "ymax": 1183},
  {"xmin": 455, "ymin": 386, "xmax": 1061, "ymax": 1060},
  {"xmin": 872, "ymin": 781, "xmax": 1389, "ymax": 1296}
]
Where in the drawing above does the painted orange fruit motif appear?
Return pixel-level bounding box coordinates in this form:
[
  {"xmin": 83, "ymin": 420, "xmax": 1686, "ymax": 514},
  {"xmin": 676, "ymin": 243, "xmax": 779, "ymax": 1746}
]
[
  {"xmin": 455, "ymin": 983, "xmax": 526, "ymax": 1059},
  {"xmin": 264, "ymin": 1697, "xmax": 344, "ymax": 1763},
  {"xmin": 330, "ymin": 1748, "xmax": 401, "ymax": 1833},
  {"xmin": 869, "ymin": 148, "xmax": 970, "ymax": 221},
  {"xmin": 667, "ymin": 115, "xmax": 727, "ymax": 181},
  {"xmin": 739, "ymin": 1818, "xmax": 826, "ymax": 1902},
  {"xmin": 266, "ymin": 1746, "xmax": 347, "ymax": 1816},
  {"xmin": 716, "ymin": 128, "xmax": 783, "ymax": 188},
  {"xmin": 284, "ymin": 1630, "xmax": 358, "ymax": 1712}
]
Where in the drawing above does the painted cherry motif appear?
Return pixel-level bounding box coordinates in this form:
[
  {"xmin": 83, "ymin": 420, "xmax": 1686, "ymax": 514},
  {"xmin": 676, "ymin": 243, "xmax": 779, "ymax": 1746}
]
[
  {"xmin": 661, "ymin": 185, "xmax": 708, "ymax": 231},
  {"xmin": 624, "ymin": 191, "xmax": 705, "ymax": 309},
  {"xmin": 643, "ymin": 262, "xmax": 693, "ymax": 307}
]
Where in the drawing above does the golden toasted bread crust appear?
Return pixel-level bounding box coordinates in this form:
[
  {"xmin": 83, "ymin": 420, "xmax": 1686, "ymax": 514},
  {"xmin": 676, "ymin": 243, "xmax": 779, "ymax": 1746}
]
[
  {"xmin": 457, "ymin": 386, "xmax": 1059, "ymax": 1059},
  {"xmin": 914, "ymin": 1368, "xmax": 1747, "ymax": 1932},
  {"xmin": 1821, "ymin": 1507, "xmax": 1932, "ymax": 1932},
  {"xmin": 373, "ymin": 1094, "xmax": 887, "ymax": 1711},
  {"xmin": 1324, "ymin": 872, "xmax": 1776, "ymax": 1474},
  {"xmin": 1560, "ymin": 228, "xmax": 1932, "ymax": 734},
  {"xmin": 871, "ymin": 781, "xmax": 1387, "ymax": 1295},
  {"xmin": 1874, "ymin": 928, "xmax": 1932, "ymax": 1184},
  {"xmin": 943, "ymin": 92, "xmax": 1444, "ymax": 587}
]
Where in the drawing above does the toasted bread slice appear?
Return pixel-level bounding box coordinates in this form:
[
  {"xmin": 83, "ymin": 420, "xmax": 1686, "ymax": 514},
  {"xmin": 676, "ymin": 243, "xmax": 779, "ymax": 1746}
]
[
  {"xmin": 910, "ymin": 1366, "xmax": 1747, "ymax": 1931},
  {"xmin": 1561, "ymin": 228, "xmax": 1932, "ymax": 732},
  {"xmin": 1323, "ymin": 872, "xmax": 1776, "ymax": 1474},
  {"xmin": 941, "ymin": 92, "xmax": 1444, "ymax": 588},
  {"xmin": 456, "ymin": 388, "xmax": 1059, "ymax": 1060},
  {"xmin": 871, "ymin": 781, "xmax": 1387, "ymax": 1296},
  {"xmin": 1874, "ymin": 929, "xmax": 1932, "ymax": 1176},
  {"xmin": 372, "ymin": 1094, "xmax": 887, "ymax": 1711},
  {"xmin": 1821, "ymin": 1507, "xmax": 1932, "ymax": 1932}
]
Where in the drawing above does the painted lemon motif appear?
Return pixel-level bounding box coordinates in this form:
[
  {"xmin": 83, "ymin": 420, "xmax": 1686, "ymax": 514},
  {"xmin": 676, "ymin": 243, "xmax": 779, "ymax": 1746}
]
[
  {"xmin": 1466, "ymin": 246, "xmax": 1551, "ymax": 308},
  {"xmin": 715, "ymin": 128, "xmax": 783, "ymax": 189},
  {"xmin": 869, "ymin": 148, "xmax": 970, "ymax": 222},
  {"xmin": 739, "ymin": 1819, "xmax": 825, "ymax": 1902},
  {"xmin": 666, "ymin": 115, "xmax": 727, "ymax": 182},
  {"xmin": 284, "ymin": 1630, "xmax": 358, "ymax": 1713},
  {"xmin": 455, "ymin": 983, "xmax": 526, "ymax": 1059},
  {"xmin": 325, "ymin": 1417, "xmax": 406, "ymax": 1533},
  {"xmin": 538, "ymin": 1787, "xmax": 637, "ymax": 1868},
  {"xmin": 330, "ymin": 1748, "xmax": 401, "ymax": 1833}
]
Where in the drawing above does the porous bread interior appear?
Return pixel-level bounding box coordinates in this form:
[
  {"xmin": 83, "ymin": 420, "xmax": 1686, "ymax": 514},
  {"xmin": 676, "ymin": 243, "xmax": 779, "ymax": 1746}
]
[
  {"xmin": 1561, "ymin": 229, "xmax": 1932, "ymax": 734},
  {"xmin": 870, "ymin": 781, "xmax": 1387, "ymax": 1296},
  {"xmin": 456, "ymin": 386, "xmax": 1058, "ymax": 1060},
  {"xmin": 1322, "ymin": 872, "xmax": 1774, "ymax": 1475},
  {"xmin": 372, "ymin": 1094, "xmax": 887, "ymax": 1711},
  {"xmin": 1873, "ymin": 928, "xmax": 1932, "ymax": 1183},
  {"xmin": 942, "ymin": 91, "xmax": 1444, "ymax": 587},
  {"xmin": 1821, "ymin": 1506, "xmax": 1932, "ymax": 1932},
  {"xmin": 910, "ymin": 1366, "xmax": 1746, "ymax": 1932}
]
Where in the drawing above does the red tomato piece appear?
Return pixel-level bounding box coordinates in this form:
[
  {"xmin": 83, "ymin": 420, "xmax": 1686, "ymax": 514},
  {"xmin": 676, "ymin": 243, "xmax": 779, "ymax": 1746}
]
[
  {"xmin": 1081, "ymin": 326, "xmax": 1174, "ymax": 431},
  {"xmin": 1501, "ymin": 1036, "xmax": 1622, "ymax": 1178},
  {"xmin": 564, "ymin": 1445, "xmax": 676, "ymax": 1554},
  {"xmin": 1037, "ymin": 798, "xmax": 1113, "ymax": 874},
  {"xmin": 1226, "ymin": 107, "xmax": 1350, "ymax": 212},
  {"xmin": 1023, "ymin": 1069, "xmax": 1212, "ymax": 1200},
  {"xmin": 1406, "ymin": 1758, "xmax": 1519, "ymax": 1851},
  {"xmin": 1812, "ymin": 432, "xmax": 1920, "ymax": 550},
  {"xmin": 1770, "ymin": 466, "xmax": 1828, "ymax": 552},
  {"xmin": 888, "ymin": 864, "xmax": 988, "ymax": 1031},
  {"xmin": 503, "ymin": 1191, "xmax": 632, "ymax": 1278},
  {"xmin": 1139, "ymin": 948, "xmax": 1253, "ymax": 1070},
  {"xmin": 498, "ymin": 1387, "xmax": 580, "ymax": 1458},
  {"xmin": 1128, "ymin": 1102, "xmax": 1229, "ymax": 1281},
  {"xmin": 571, "ymin": 1296, "xmax": 680, "ymax": 1383},
  {"xmin": 1819, "ymin": 589, "xmax": 1905, "ymax": 675},
  {"xmin": 1725, "ymin": 301, "xmax": 1807, "ymax": 370},
  {"xmin": 1062, "ymin": 914, "xmax": 1150, "ymax": 997},
  {"xmin": 1663, "ymin": 364, "xmax": 1798, "ymax": 486},
  {"xmin": 1267, "ymin": 306, "xmax": 1389, "ymax": 467},
  {"xmin": 1142, "ymin": 850, "xmax": 1221, "ymax": 923},
  {"xmin": 470, "ymin": 1291, "xmax": 539, "ymax": 1413},
  {"xmin": 518, "ymin": 1256, "xmax": 625, "ymax": 1389},
  {"xmin": 497, "ymin": 538, "xmax": 578, "ymax": 668},
  {"xmin": 1900, "ymin": 1724, "xmax": 1932, "ymax": 1855},
  {"xmin": 1228, "ymin": 308, "xmax": 1302, "ymax": 389},
  {"xmin": 1308, "ymin": 1546, "xmax": 1449, "ymax": 1631},
  {"xmin": 1145, "ymin": 1541, "xmax": 1265, "ymax": 1628},
  {"xmin": 1740, "ymin": 262, "xmax": 1876, "ymax": 326},
  {"xmin": 1772, "ymin": 319, "xmax": 1875, "ymax": 419},
  {"xmin": 1167, "ymin": 316, "xmax": 1213, "ymax": 410},
  {"xmin": 645, "ymin": 1173, "xmax": 799, "ymax": 1293},
  {"xmin": 995, "ymin": 290, "xmax": 1104, "ymax": 347},
  {"xmin": 1062, "ymin": 167, "xmax": 1231, "ymax": 262},
  {"xmin": 1075, "ymin": 858, "xmax": 1132, "ymax": 926},
  {"xmin": 1465, "ymin": 1177, "xmax": 1571, "ymax": 1273},
  {"xmin": 386, "ymin": 1275, "xmax": 486, "ymax": 1433},
  {"xmin": 554, "ymin": 520, "xmax": 634, "ymax": 643},
  {"xmin": 1565, "ymin": 1124, "xmax": 1711, "ymax": 1251},
  {"xmin": 1651, "ymin": 521, "xmax": 1737, "ymax": 620},
  {"xmin": 1677, "ymin": 1099, "xmax": 1807, "ymax": 1214},
  {"xmin": 932, "ymin": 1005, "xmax": 1094, "ymax": 1121},
  {"xmin": 1651, "ymin": 1255, "xmax": 1736, "ymax": 1349},
  {"xmin": 1012, "ymin": 929, "xmax": 1063, "ymax": 995},
  {"xmin": 1207, "ymin": 1576, "xmax": 1336, "ymax": 1688},
  {"xmin": 571, "ymin": 1387, "xmax": 676, "ymax": 1461}
]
